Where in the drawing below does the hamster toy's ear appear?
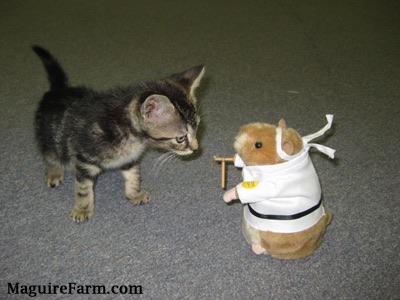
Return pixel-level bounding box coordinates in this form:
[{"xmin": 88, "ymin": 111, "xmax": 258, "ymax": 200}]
[
  {"xmin": 282, "ymin": 140, "xmax": 295, "ymax": 155},
  {"xmin": 278, "ymin": 119, "xmax": 304, "ymax": 157},
  {"xmin": 279, "ymin": 120, "xmax": 295, "ymax": 155},
  {"xmin": 278, "ymin": 119, "xmax": 286, "ymax": 128}
]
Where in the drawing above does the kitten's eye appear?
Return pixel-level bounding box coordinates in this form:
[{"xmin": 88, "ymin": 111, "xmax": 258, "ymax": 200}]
[
  {"xmin": 255, "ymin": 142, "xmax": 263, "ymax": 149},
  {"xmin": 176, "ymin": 135, "xmax": 187, "ymax": 143}
]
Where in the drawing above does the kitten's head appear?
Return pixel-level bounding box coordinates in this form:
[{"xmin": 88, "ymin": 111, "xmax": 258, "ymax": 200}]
[{"xmin": 138, "ymin": 65, "xmax": 205, "ymax": 155}]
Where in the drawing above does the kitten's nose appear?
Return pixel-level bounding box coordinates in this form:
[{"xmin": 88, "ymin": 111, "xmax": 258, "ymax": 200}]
[{"xmin": 190, "ymin": 139, "xmax": 199, "ymax": 151}]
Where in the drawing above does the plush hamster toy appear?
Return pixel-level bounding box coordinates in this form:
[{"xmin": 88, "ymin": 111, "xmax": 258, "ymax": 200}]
[{"xmin": 217, "ymin": 115, "xmax": 335, "ymax": 260}]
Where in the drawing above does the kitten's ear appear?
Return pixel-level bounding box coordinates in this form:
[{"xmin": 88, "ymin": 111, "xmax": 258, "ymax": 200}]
[
  {"xmin": 168, "ymin": 65, "xmax": 205, "ymax": 96},
  {"xmin": 141, "ymin": 95, "xmax": 176, "ymax": 124}
]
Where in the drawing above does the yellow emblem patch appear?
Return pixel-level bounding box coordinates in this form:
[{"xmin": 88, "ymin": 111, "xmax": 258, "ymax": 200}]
[{"xmin": 241, "ymin": 181, "xmax": 259, "ymax": 189}]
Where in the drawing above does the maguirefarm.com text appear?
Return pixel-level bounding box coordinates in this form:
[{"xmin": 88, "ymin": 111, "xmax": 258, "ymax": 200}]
[{"xmin": 7, "ymin": 282, "xmax": 143, "ymax": 297}]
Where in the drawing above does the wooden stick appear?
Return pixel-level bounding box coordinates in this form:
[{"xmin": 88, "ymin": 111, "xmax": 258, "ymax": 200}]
[{"xmin": 214, "ymin": 156, "xmax": 235, "ymax": 189}]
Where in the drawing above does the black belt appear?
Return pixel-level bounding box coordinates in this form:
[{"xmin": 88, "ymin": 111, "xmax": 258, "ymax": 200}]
[{"xmin": 247, "ymin": 199, "xmax": 322, "ymax": 221}]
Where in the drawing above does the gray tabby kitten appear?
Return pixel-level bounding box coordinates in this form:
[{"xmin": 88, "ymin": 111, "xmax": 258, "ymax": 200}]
[{"xmin": 32, "ymin": 45, "xmax": 205, "ymax": 222}]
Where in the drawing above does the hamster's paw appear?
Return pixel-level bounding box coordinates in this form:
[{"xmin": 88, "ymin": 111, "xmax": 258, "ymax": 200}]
[
  {"xmin": 251, "ymin": 244, "xmax": 267, "ymax": 255},
  {"xmin": 223, "ymin": 188, "xmax": 237, "ymax": 203}
]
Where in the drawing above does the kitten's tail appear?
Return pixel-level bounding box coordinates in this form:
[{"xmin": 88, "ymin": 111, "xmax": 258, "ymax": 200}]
[{"xmin": 32, "ymin": 45, "xmax": 68, "ymax": 90}]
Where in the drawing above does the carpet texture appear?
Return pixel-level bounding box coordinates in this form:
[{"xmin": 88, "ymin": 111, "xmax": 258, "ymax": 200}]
[{"xmin": 1, "ymin": 1, "xmax": 399, "ymax": 299}]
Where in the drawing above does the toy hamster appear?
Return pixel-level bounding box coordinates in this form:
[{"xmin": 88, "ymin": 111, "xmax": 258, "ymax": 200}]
[{"xmin": 217, "ymin": 115, "xmax": 335, "ymax": 260}]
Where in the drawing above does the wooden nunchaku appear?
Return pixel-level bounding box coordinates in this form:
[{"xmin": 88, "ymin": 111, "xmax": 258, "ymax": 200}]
[{"xmin": 213, "ymin": 156, "xmax": 235, "ymax": 189}]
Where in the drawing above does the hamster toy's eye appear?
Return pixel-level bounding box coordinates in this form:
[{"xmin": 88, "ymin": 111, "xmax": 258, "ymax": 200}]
[{"xmin": 255, "ymin": 142, "xmax": 263, "ymax": 149}]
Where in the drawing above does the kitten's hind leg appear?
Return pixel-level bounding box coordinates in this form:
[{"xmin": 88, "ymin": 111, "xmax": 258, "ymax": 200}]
[
  {"xmin": 121, "ymin": 163, "xmax": 150, "ymax": 205},
  {"xmin": 44, "ymin": 161, "xmax": 64, "ymax": 187},
  {"xmin": 71, "ymin": 163, "xmax": 101, "ymax": 222}
]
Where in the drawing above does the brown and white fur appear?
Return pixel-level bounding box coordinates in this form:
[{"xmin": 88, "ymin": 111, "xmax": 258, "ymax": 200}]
[{"xmin": 224, "ymin": 119, "xmax": 332, "ymax": 259}]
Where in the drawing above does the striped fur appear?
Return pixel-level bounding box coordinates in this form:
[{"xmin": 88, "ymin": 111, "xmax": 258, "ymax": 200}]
[{"xmin": 33, "ymin": 45, "xmax": 205, "ymax": 222}]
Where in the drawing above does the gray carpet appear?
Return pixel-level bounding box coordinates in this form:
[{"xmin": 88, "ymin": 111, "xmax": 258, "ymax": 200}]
[{"xmin": 1, "ymin": 0, "xmax": 399, "ymax": 299}]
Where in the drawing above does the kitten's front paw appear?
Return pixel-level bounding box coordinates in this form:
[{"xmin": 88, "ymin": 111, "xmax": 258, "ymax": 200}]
[
  {"xmin": 45, "ymin": 172, "xmax": 64, "ymax": 187},
  {"xmin": 70, "ymin": 207, "xmax": 94, "ymax": 222},
  {"xmin": 127, "ymin": 190, "xmax": 150, "ymax": 205}
]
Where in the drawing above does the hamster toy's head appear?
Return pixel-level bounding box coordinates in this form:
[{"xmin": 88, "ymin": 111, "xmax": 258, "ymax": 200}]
[{"xmin": 234, "ymin": 119, "xmax": 303, "ymax": 166}]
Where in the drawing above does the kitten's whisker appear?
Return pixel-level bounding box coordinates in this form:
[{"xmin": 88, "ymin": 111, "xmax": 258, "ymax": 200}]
[
  {"xmin": 198, "ymin": 110, "xmax": 209, "ymax": 118},
  {"xmin": 170, "ymin": 155, "xmax": 180, "ymax": 170},
  {"xmin": 153, "ymin": 152, "xmax": 168, "ymax": 170},
  {"xmin": 152, "ymin": 152, "xmax": 176, "ymax": 176}
]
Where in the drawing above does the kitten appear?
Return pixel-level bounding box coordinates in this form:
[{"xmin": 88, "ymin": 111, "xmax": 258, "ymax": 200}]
[{"xmin": 32, "ymin": 45, "xmax": 205, "ymax": 222}]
